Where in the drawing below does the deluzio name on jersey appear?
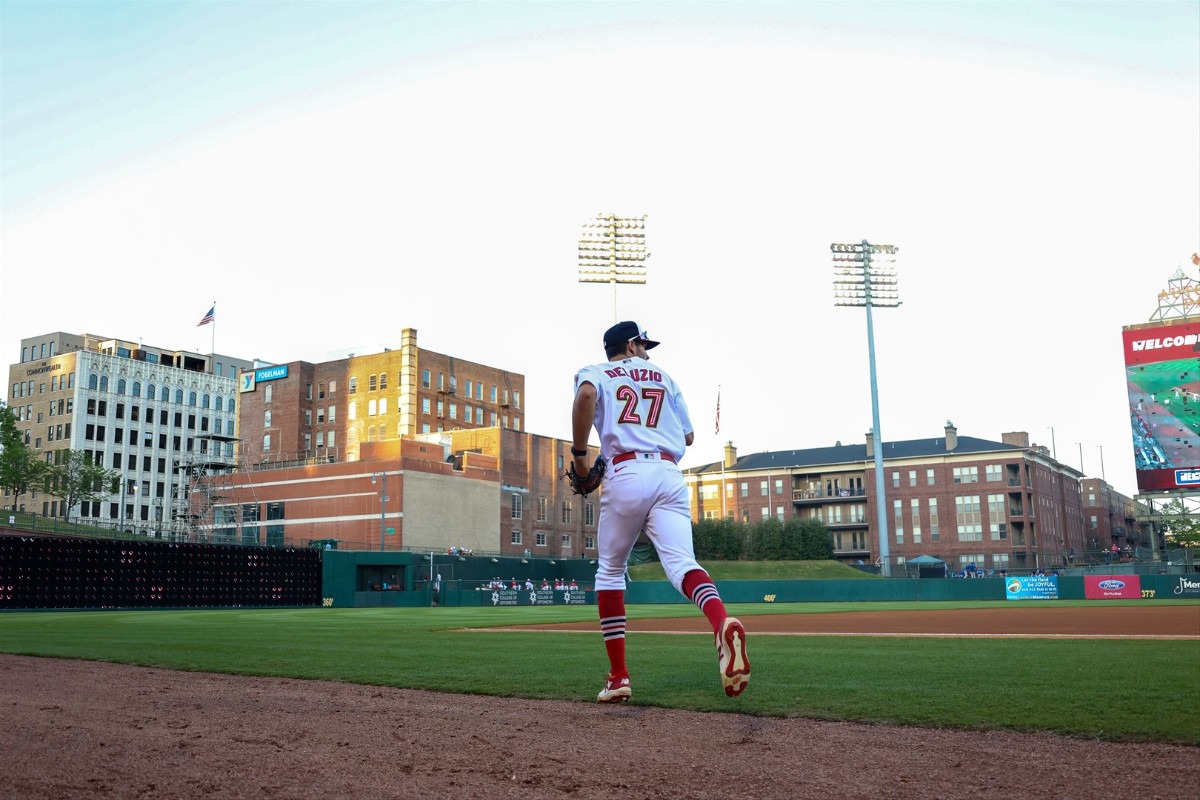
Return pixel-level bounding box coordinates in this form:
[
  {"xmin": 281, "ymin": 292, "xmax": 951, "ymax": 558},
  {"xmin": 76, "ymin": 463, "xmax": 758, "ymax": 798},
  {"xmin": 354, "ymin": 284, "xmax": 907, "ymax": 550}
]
[
  {"xmin": 1129, "ymin": 334, "xmax": 1198, "ymax": 350},
  {"xmin": 604, "ymin": 366, "xmax": 663, "ymax": 382},
  {"xmin": 1097, "ymin": 580, "xmax": 1126, "ymax": 590}
]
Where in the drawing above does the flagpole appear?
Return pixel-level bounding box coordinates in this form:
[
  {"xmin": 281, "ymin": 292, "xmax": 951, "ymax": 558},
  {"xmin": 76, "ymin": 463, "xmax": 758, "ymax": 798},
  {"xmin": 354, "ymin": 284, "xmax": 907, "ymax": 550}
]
[
  {"xmin": 209, "ymin": 300, "xmax": 216, "ymax": 372},
  {"xmin": 716, "ymin": 386, "xmax": 725, "ymax": 519}
]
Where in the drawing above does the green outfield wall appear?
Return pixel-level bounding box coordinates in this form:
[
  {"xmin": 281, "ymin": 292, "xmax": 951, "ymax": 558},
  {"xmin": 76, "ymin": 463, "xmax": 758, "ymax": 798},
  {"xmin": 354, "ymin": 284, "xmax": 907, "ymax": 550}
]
[{"xmin": 319, "ymin": 550, "xmax": 1200, "ymax": 608}]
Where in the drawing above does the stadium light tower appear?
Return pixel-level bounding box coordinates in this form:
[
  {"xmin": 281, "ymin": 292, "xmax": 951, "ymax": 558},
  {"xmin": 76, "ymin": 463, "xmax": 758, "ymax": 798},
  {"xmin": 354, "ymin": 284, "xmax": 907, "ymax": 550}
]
[
  {"xmin": 832, "ymin": 240, "xmax": 900, "ymax": 576},
  {"xmin": 578, "ymin": 213, "xmax": 648, "ymax": 322}
]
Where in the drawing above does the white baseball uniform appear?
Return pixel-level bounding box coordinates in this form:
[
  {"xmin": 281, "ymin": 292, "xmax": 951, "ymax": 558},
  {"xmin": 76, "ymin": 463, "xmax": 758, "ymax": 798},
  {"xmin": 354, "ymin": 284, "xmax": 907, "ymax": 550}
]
[{"xmin": 574, "ymin": 355, "xmax": 699, "ymax": 592}]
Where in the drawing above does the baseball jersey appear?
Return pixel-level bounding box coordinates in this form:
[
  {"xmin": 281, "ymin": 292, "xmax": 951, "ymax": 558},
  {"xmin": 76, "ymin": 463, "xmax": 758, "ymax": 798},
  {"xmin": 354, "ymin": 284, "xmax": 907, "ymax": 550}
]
[{"xmin": 574, "ymin": 356, "xmax": 693, "ymax": 463}]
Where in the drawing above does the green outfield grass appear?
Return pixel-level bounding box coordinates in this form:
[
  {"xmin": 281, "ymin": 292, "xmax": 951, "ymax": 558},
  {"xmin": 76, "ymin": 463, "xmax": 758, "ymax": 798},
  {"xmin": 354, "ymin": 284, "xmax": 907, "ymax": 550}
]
[{"xmin": 1, "ymin": 601, "xmax": 1196, "ymax": 745}]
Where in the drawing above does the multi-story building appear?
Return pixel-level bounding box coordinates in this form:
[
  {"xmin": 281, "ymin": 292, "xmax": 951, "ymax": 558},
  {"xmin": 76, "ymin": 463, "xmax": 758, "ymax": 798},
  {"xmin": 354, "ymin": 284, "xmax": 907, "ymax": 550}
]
[
  {"xmin": 211, "ymin": 426, "xmax": 597, "ymax": 557},
  {"xmin": 183, "ymin": 328, "xmax": 586, "ymax": 554},
  {"xmin": 1080, "ymin": 477, "xmax": 1158, "ymax": 558},
  {"xmin": 5, "ymin": 332, "xmax": 253, "ymax": 530},
  {"xmin": 235, "ymin": 328, "xmax": 526, "ymax": 467},
  {"xmin": 685, "ymin": 423, "xmax": 1091, "ymax": 574}
]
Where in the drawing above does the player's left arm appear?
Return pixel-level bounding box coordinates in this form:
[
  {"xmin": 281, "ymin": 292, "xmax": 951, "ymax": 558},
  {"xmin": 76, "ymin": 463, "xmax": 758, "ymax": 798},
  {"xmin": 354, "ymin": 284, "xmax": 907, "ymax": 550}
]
[{"xmin": 571, "ymin": 380, "xmax": 598, "ymax": 467}]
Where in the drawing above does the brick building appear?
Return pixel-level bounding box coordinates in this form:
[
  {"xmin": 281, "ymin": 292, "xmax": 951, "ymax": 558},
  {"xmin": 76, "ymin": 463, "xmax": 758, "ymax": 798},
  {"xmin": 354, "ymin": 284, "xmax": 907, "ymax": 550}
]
[
  {"xmin": 210, "ymin": 427, "xmax": 597, "ymax": 557},
  {"xmin": 685, "ymin": 422, "xmax": 1107, "ymax": 574},
  {"xmin": 1080, "ymin": 477, "xmax": 1157, "ymax": 559},
  {"xmin": 235, "ymin": 328, "xmax": 526, "ymax": 467}
]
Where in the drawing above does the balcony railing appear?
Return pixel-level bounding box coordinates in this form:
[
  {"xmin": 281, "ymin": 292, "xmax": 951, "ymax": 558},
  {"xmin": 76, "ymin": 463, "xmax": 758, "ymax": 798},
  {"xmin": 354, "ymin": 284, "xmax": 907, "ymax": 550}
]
[{"xmin": 792, "ymin": 488, "xmax": 867, "ymax": 502}]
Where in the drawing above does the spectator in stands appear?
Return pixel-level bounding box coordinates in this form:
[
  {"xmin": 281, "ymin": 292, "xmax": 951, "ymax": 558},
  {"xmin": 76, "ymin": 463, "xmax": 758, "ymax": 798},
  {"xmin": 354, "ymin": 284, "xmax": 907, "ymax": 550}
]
[
  {"xmin": 540, "ymin": 579, "xmax": 550, "ymax": 590},
  {"xmin": 524, "ymin": 578, "xmax": 534, "ymax": 591},
  {"xmin": 569, "ymin": 579, "xmax": 579, "ymax": 590}
]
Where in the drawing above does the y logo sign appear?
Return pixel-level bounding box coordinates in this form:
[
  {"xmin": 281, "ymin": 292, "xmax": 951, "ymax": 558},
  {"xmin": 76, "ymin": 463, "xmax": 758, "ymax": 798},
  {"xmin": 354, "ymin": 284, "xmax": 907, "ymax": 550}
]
[{"xmin": 239, "ymin": 372, "xmax": 256, "ymax": 393}]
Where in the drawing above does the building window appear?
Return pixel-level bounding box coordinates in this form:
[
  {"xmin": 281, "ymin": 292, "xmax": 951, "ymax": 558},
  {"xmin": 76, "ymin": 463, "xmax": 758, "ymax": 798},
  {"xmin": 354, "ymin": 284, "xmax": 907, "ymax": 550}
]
[
  {"xmin": 986, "ymin": 464, "xmax": 1003, "ymax": 482},
  {"xmin": 930, "ymin": 498, "xmax": 939, "ymax": 541},
  {"xmin": 264, "ymin": 384, "xmax": 273, "ymax": 403},
  {"xmin": 908, "ymin": 470, "xmax": 917, "ymax": 487},
  {"xmin": 927, "ymin": 468, "xmax": 935, "ymax": 486},
  {"xmin": 585, "ymin": 503, "xmax": 595, "ymax": 526},
  {"xmin": 317, "ymin": 407, "xmax": 325, "ymax": 423},
  {"xmin": 911, "ymin": 498, "xmax": 921, "ymax": 544},
  {"xmin": 536, "ymin": 531, "xmax": 547, "ymax": 547},
  {"xmin": 585, "ymin": 535, "xmax": 595, "ymax": 549},
  {"xmin": 740, "ymin": 482, "xmax": 748, "ymax": 498},
  {"xmin": 263, "ymin": 434, "xmax": 271, "ymax": 453},
  {"xmin": 368, "ymin": 399, "xmax": 377, "ymax": 416},
  {"xmin": 955, "ymin": 495, "xmax": 983, "ymax": 541},
  {"xmin": 511, "ymin": 493, "xmax": 522, "ymax": 520},
  {"xmin": 379, "ymin": 397, "xmax": 388, "ymax": 416},
  {"xmin": 537, "ymin": 497, "xmax": 547, "ymax": 522},
  {"xmin": 422, "ymin": 369, "xmax": 430, "ymax": 389},
  {"xmin": 988, "ymin": 494, "xmax": 1006, "ymax": 539},
  {"xmin": 891, "ymin": 471, "xmax": 900, "ymax": 489},
  {"xmin": 369, "ymin": 374, "xmax": 377, "ymax": 391},
  {"xmin": 318, "ymin": 382, "xmax": 326, "ymax": 399},
  {"xmin": 893, "ymin": 498, "xmax": 904, "ymax": 544},
  {"xmin": 760, "ymin": 480, "xmax": 768, "ymax": 496},
  {"xmin": 328, "ymin": 405, "xmax": 336, "ymax": 423},
  {"xmin": 511, "ymin": 529, "xmax": 522, "ymax": 545},
  {"xmin": 775, "ymin": 479, "xmax": 783, "ymax": 495},
  {"xmin": 306, "ymin": 382, "xmax": 313, "ymax": 400},
  {"xmin": 348, "ymin": 377, "xmax": 357, "ymax": 394},
  {"xmin": 561, "ymin": 500, "xmax": 572, "ymax": 525},
  {"xmin": 422, "ymin": 397, "xmax": 430, "ymax": 414},
  {"xmin": 328, "ymin": 431, "xmax": 335, "ymax": 448},
  {"xmin": 348, "ymin": 402, "xmax": 356, "ymax": 421},
  {"xmin": 953, "ymin": 466, "xmax": 979, "ymax": 484}
]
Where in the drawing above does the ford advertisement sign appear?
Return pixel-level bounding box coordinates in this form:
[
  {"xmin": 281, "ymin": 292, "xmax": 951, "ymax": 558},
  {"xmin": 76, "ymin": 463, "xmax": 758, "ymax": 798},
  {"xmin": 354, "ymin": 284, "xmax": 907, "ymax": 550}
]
[{"xmin": 1084, "ymin": 574, "xmax": 1141, "ymax": 599}]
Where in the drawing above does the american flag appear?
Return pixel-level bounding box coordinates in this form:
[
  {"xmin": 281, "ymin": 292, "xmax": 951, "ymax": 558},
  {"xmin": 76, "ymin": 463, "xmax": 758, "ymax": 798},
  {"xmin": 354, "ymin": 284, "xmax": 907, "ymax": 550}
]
[
  {"xmin": 197, "ymin": 305, "xmax": 215, "ymax": 327},
  {"xmin": 714, "ymin": 387, "xmax": 721, "ymax": 435}
]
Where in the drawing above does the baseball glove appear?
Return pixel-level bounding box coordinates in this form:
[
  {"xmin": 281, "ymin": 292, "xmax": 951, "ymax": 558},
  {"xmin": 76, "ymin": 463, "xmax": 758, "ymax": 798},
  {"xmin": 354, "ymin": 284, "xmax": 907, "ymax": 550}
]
[{"xmin": 565, "ymin": 455, "xmax": 606, "ymax": 496}]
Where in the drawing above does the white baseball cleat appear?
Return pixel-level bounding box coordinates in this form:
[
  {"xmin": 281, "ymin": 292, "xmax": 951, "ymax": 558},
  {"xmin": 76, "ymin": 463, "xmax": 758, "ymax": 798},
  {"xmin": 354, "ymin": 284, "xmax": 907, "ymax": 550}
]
[
  {"xmin": 597, "ymin": 673, "xmax": 632, "ymax": 703},
  {"xmin": 717, "ymin": 617, "xmax": 750, "ymax": 697}
]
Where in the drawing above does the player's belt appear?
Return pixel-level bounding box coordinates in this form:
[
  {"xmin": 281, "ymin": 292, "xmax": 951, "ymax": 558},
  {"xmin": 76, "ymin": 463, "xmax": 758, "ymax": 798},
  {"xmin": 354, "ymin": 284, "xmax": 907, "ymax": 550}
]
[{"xmin": 611, "ymin": 451, "xmax": 677, "ymax": 465}]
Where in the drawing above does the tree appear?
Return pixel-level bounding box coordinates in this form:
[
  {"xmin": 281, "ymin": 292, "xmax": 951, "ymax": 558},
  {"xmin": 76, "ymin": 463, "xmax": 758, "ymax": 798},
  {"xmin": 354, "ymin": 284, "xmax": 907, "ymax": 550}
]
[
  {"xmin": 0, "ymin": 402, "xmax": 50, "ymax": 511},
  {"xmin": 1159, "ymin": 498, "xmax": 1200, "ymax": 549},
  {"xmin": 46, "ymin": 449, "xmax": 119, "ymax": 520}
]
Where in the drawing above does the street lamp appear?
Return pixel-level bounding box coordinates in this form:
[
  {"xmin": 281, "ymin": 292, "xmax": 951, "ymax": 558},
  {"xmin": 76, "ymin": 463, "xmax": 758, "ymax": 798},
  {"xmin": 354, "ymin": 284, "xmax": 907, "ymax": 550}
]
[
  {"xmin": 578, "ymin": 213, "xmax": 648, "ymax": 322},
  {"xmin": 832, "ymin": 240, "xmax": 900, "ymax": 576},
  {"xmin": 370, "ymin": 472, "xmax": 387, "ymax": 551}
]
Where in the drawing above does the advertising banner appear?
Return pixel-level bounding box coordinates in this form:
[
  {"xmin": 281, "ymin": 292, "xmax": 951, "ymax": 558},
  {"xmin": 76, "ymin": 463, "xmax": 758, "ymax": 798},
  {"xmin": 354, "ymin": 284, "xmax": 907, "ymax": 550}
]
[
  {"xmin": 1168, "ymin": 575, "xmax": 1200, "ymax": 597},
  {"xmin": 1122, "ymin": 320, "xmax": 1200, "ymax": 492},
  {"xmin": 1083, "ymin": 575, "xmax": 1142, "ymax": 599},
  {"xmin": 484, "ymin": 588, "xmax": 589, "ymax": 606},
  {"xmin": 1004, "ymin": 575, "xmax": 1058, "ymax": 600}
]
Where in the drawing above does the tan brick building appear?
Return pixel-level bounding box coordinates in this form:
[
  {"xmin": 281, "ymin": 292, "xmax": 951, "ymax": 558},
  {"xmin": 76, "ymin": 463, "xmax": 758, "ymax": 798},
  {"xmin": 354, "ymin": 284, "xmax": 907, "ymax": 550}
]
[{"xmin": 236, "ymin": 328, "xmax": 526, "ymax": 467}]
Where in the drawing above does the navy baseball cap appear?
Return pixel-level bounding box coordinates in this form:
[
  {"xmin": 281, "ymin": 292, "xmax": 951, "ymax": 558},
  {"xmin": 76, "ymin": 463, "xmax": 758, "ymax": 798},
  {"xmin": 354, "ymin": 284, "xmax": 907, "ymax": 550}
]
[{"xmin": 603, "ymin": 320, "xmax": 660, "ymax": 350}]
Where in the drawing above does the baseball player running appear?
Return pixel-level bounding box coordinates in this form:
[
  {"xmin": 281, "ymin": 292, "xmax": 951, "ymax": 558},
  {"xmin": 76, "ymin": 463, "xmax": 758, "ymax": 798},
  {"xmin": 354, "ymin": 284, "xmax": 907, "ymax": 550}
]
[{"xmin": 570, "ymin": 320, "xmax": 750, "ymax": 703}]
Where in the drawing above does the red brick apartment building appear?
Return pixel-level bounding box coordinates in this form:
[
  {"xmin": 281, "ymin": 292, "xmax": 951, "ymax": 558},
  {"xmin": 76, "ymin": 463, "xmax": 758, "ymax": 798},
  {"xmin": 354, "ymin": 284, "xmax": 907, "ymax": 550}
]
[{"xmin": 684, "ymin": 423, "xmax": 1148, "ymax": 573}]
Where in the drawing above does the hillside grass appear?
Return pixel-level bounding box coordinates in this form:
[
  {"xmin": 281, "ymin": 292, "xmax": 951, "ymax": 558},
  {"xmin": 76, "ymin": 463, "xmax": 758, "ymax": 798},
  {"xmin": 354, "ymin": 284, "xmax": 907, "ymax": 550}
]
[{"xmin": 629, "ymin": 559, "xmax": 879, "ymax": 581}]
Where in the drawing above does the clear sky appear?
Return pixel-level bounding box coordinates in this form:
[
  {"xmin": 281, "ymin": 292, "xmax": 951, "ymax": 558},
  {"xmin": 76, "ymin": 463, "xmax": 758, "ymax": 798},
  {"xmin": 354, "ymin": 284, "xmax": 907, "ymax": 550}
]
[{"xmin": 2, "ymin": 1, "xmax": 1197, "ymax": 497}]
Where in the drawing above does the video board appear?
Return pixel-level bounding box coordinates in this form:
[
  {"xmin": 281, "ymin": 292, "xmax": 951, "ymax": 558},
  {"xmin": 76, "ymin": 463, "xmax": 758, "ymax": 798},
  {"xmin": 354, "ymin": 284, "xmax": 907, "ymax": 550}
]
[{"xmin": 1122, "ymin": 319, "xmax": 1200, "ymax": 492}]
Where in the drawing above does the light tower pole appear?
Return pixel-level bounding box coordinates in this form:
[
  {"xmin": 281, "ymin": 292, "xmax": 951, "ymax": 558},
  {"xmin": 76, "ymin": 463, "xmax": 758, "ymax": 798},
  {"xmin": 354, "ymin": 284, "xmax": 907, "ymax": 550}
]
[
  {"xmin": 832, "ymin": 240, "xmax": 900, "ymax": 576},
  {"xmin": 371, "ymin": 472, "xmax": 387, "ymax": 551},
  {"xmin": 578, "ymin": 213, "xmax": 648, "ymax": 322}
]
